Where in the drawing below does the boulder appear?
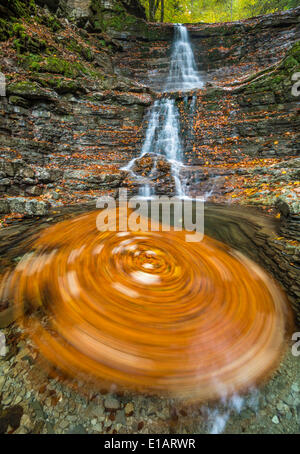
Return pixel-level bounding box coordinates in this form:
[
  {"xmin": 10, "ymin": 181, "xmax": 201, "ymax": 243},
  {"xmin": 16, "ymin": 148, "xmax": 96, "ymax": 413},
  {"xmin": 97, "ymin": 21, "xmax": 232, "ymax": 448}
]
[{"xmin": 132, "ymin": 153, "xmax": 154, "ymax": 176}]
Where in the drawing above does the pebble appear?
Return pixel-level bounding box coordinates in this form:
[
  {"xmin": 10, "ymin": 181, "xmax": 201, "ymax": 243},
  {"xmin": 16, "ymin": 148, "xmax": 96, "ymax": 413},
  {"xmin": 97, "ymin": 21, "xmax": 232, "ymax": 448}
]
[
  {"xmin": 67, "ymin": 424, "xmax": 87, "ymax": 434},
  {"xmin": 115, "ymin": 409, "xmax": 126, "ymax": 425},
  {"xmin": 93, "ymin": 423, "xmax": 103, "ymax": 432},
  {"xmin": 125, "ymin": 402, "xmax": 134, "ymax": 416},
  {"xmin": 104, "ymin": 396, "xmax": 120, "ymax": 411},
  {"xmin": 272, "ymin": 415, "xmax": 280, "ymax": 424},
  {"xmin": 46, "ymin": 422, "xmax": 55, "ymax": 434},
  {"xmin": 31, "ymin": 400, "xmax": 44, "ymax": 419}
]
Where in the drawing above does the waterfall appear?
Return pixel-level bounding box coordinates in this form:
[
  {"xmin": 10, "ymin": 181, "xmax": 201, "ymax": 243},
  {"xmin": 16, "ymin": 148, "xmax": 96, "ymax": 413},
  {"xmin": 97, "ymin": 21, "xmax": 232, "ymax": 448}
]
[
  {"xmin": 164, "ymin": 24, "xmax": 203, "ymax": 93},
  {"xmin": 124, "ymin": 24, "xmax": 203, "ymax": 198}
]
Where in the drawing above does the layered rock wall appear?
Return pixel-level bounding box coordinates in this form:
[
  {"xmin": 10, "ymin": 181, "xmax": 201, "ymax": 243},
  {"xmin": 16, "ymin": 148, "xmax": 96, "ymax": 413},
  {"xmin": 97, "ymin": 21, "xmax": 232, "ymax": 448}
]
[{"xmin": 0, "ymin": 4, "xmax": 300, "ymax": 216}]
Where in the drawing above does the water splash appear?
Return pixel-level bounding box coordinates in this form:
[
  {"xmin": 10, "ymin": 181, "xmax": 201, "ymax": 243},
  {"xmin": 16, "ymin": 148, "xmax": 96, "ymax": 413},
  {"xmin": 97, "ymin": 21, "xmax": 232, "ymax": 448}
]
[{"xmin": 203, "ymin": 388, "xmax": 260, "ymax": 434}]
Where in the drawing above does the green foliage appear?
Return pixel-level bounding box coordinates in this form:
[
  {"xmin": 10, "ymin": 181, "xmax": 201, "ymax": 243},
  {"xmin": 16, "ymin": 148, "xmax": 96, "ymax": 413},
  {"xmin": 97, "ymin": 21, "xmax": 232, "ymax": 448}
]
[
  {"xmin": 11, "ymin": 23, "xmax": 47, "ymax": 54},
  {"xmin": 0, "ymin": 19, "xmax": 12, "ymax": 41},
  {"xmin": 102, "ymin": 11, "xmax": 138, "ymax": 31},
  {"xmin": 3, "ymin": 0, "xmax": 36, "ymax": 18},
  {"xmin": 37, "ymin": 14, "xmax": 62, "ymax": 32},
  {"xmin": 67, "ymin": 38, "xmax": 95, "ymax": 62},
  {"xmin": 141, "ymin": 0, "xmax": 300, "ymax": 23},
  {"xmin": 0, "ymin": 20, "xmax": 26, "ymax": 43}
]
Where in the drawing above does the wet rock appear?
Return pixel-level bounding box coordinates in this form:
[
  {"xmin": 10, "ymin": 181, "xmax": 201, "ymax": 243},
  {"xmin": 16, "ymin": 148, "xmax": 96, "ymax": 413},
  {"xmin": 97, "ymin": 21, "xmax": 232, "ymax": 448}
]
[
  {"xmin": 132, "ymin": 153, "xmax": 154, "ymax": 176},
  {"xmin": 18, "ymin": 167, "xmax": 35, "ymax": 180},
  {"xmin": 8, "ymin": 197, "xmax": 26, "ymax": 214},
  {"xmin": 275, "ymin": 199, "xmax": 290, "ymax": 218},
  {"xmin": 114, "ymin": 92, "xmax": 152, "ymax": 106}
]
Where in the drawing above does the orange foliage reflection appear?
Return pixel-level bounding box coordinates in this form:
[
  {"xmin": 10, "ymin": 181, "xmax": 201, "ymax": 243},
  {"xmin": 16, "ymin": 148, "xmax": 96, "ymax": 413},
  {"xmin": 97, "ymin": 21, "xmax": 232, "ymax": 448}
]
[{"xmin": 2, "ymin": 210, "xmax": 292, "ymax": 401}]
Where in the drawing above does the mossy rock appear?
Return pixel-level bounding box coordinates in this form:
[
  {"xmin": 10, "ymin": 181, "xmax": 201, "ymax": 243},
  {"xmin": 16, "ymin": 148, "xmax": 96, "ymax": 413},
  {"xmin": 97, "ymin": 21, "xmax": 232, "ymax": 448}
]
[
  {"xmin": 32, "ymin": 75, "xmax": 83, "ymax": 94},
  {"xmin": 240, "ymin": 42, "xmax": 300, "ymax": 98},
  {"xmin": 287, "ymin": 41, "xmax": 300, "ymax": 62},
  {"xmin": 7, "ymin": 81, "xmax": 58, "ymax": 100},
  {"xmin": 203, "ymin": 87, "xmax": 226, "ymax": 101},
  {"xmin": 9, "ymin": 95, "xmax": 30, "ymax": 107},
  {"xmin": 20, "ymin": 54, "xmax": 90, "ymax": 78}
]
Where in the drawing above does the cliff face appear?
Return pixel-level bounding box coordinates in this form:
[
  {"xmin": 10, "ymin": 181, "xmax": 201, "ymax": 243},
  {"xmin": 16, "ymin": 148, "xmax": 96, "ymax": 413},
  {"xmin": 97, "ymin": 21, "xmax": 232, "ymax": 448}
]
[
  {"xmin": 0, "ymin": 0, "xmax": 151, "ymax": 215},
  {"xmin": 0, "ymin": 4, "xmax": 299, "ymax": 217}
]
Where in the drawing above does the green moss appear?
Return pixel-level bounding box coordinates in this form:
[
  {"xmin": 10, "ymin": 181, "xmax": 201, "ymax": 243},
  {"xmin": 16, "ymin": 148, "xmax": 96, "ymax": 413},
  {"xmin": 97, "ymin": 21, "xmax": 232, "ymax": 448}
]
[
  {"xmin": 90, "ymin": 0, "xmax": 104, "ymax": 31},
  {"xmin": 81, "ymin": 46, "xmax": 94, "ymax": 62},
  {"xmin": 13, "ymin": 35, "xmax": 47, "ymax": 54},
  {"xmin": 9, "ymin": 95, "xmax": 30, "ymax": 107},
  {"xmin": 103, "ymin": 12, "xmax": 137, "ymax": 32},
  {"xmin": 0, "ymin": 19, "xmax": 47, "ymax": 55},
  {"xmin": 32, "ymin": 76, "xmax": 83, "ymax": 94},
  {"xmin": 47, "ymin": 15, "xmax": 62, "ymax": 33},
  {"xmin": 67, "ymin": 38, "xmax": 94, "ymax": 62},
  {"xmin": 4, "ymin": 0, "xmax": 35, "ymax": 18},
  {"xmin": 243, "ymin": 42, "xmax": 300, "ymax": 96},
  {"xmin": 284, "ymin": 56, "xmax": 298, "ymax": 69},
  {"xmin": 0, "ymin": 19, "xmax": 12, "ymax": 41},
  {"xmin": 0, "ymin": 19, "xmax": 26, "ymax": 42},
  {"xmin": 35, "ymin": 13, "xmax": 61, "ymax": 32},
  {"xmin": 288, "ymin": 41, "xmax": 300, "ymax": 62},
  {"xmin": 19, "ymin": 53, "xmax": 105, "ymax": 81},
  {"xmin": 42, "ymin": 57, "xmax": 89, "ymax": 77},
  {"xmin": 7, "ymin": 80, "xmax": 50, "ymax": 98},
  {"xmin": 20, "ymin": 54, "xmax": 89, "ymax": 77}
]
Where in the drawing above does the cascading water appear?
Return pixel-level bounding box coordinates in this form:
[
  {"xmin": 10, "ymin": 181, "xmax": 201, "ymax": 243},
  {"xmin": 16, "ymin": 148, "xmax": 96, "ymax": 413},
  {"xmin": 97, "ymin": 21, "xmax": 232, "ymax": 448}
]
[
  {"xmin": 164, "ymin": 24, "xmax": 203, "ymax": 93},
  {"xmin": 124, "ymin": 24, "xmax": 203, "ymax": 198}
]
